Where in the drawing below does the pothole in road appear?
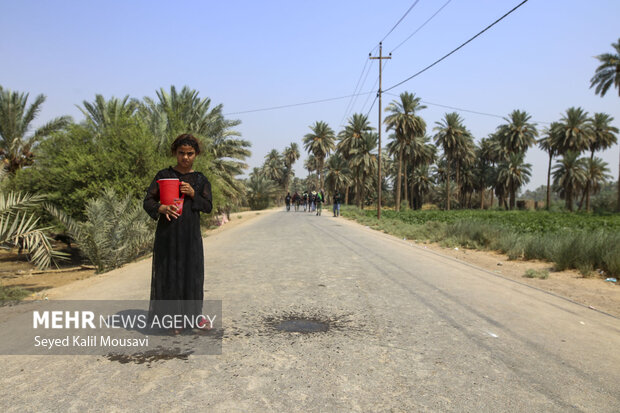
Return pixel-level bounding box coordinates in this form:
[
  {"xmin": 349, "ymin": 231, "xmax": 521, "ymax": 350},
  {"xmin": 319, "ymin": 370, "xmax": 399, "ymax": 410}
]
[
  {"xmin": 261, "ymin": 310, "xmax": 357, "ymax": 335},
  {"xmin": 274, "ymin": 318, "xmax": 329, "ymax": 333}
]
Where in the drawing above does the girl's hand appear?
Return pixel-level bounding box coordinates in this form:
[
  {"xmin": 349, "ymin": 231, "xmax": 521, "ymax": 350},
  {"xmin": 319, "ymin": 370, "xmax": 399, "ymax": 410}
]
[
  {"xmin": 158, "ymin": 204, "xmax": 179, "ymax": 220},
  {"xmin": 180, "ymin": 182, "xmax": 195, "ymax": 198}
]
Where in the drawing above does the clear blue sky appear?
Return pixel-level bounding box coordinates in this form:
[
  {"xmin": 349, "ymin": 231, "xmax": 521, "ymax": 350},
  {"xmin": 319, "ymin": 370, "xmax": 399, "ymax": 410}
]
[{"xmin": 2, "ymin": 0, "xmax": 619, "ymax": 191}]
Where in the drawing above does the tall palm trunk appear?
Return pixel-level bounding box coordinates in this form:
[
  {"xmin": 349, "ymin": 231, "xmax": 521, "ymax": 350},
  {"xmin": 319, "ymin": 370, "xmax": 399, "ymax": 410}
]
[
  {"xmin": 359, "ymin": 171, "xmax": 365, "ymax": 210},
  {"xmin": 480, "ymin": 188, "xmax": 485, "ymax": 209},
  {"xmin": 455, "ymin": 159, "xmax": 460, "ymax": 209},
  {"xmin": 546, "ymin": 153, "xmax": 552, "ymax": 210},
  {"xmin": 510, "ymin": 181, "xmax": 516, "ymax": 210},
  {"xmin": 579, "ymin": 152, "xmax": 595, "ymax": 212},
  {"xmin": 445, "ymin": 161, "xmax": 451, "ymax": 211},
  {"xmin": 617, "ymin": 148, "xmax": 620, "ymax": 212},
  {"xmin": 344, "ymin": 184, "xmax": 349, "ymax": 205},
  {"xmin": 356, "ymin": 166, "xmax": 362, "ymax": 208},
  {"xmin": 403, "ymin": 159, "xmax": 408, "ymax": 209},
  {"xmin": 395, "ymin": 147, "xmax": 403, "ymax": 211},
  {"xmin": 566, "ymin": 186, "xmax": 573, "ymax": 212}
]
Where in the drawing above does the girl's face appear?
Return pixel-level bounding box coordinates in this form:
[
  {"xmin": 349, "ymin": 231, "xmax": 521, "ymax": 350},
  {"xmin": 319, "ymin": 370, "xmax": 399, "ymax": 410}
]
[{"xmin": 176, "ymin": 144, "xmax": 196, "ymax": 168}]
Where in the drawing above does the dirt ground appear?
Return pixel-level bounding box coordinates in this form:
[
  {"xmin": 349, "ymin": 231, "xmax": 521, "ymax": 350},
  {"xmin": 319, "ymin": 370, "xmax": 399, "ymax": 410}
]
[
  {"xmin": 402, "ymin": 238, "xmax": 620, "ymax": 318},
  {"xmin": 2, "ymin": 207, "xmax": 618, "ymax": 318},
  {"xmin": 0, "ymin": 209, "xmax": 273, "ymax": 301}
]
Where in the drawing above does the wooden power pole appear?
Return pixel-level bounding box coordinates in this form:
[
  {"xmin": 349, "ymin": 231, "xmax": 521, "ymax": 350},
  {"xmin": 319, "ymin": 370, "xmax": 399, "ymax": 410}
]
[{"xmin": 369, "ymin": 42, "xmax": 391, "ymax": 219}]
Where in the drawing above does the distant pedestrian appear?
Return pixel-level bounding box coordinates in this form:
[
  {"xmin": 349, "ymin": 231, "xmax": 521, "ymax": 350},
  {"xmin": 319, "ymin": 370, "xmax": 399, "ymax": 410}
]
[
  {"xmin": 333, "ymin": 190, "xmax": 341, "ymax": 217},
  {"xmin": 292, "ymin": 191, "xmax": 300, "ymax": 211},
  {"xmin": 302, "ymin": 191, "xmax": 308, "ymax": 211},
  {"xmin": 285, "ymin": 192, "xmax": 291, "ymax": 212},
  {"xmin": 316, "ymin": 190, "xmax": 324, "ymax": 216}
]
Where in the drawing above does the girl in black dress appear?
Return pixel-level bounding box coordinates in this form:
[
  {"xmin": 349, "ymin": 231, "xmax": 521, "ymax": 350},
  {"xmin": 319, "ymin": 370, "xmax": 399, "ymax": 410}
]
[{"xmin": 143, "ymin": 134, "xmax": 213, "ymax": 334}]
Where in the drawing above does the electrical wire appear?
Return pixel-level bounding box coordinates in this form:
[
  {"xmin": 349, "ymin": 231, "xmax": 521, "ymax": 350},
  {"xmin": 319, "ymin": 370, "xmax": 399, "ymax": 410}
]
[
  {"xmin": 223, "ymin": 91, "xmax": 375, "ymax": 116},
  {"xmin": 383, "ymin": 91, "xmax": 550, "ymax": 124},
  {"xmin": 339, "ymin": 58, "xmax": 371, "ymax": 128},
  {"xmin": 380, "ymin": 0, "xmax": 423, "ymax": 44},
  {"xmin": 390, "ymin": 0, "xmax": 453, "ymax": 53},
  {"xmin": 384, "ymin": 0, "xmax": 530, "ymax": 92}
]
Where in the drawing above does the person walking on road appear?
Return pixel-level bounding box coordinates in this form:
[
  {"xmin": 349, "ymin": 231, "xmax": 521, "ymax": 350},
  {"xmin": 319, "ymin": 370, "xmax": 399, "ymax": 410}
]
[
  {"xmin": 285, "ymin": 192, "xmax": 291, "ymax": 212},
  {"xmin": 333, "ymin": 190, "xmax": 341, "ymax": 217},
  {"xmin": 302, "ymin": 191, "xmax": 308, "ymax": 212},
  {"xmin": 292, "ymin": 191, "xmax": 300, "ymax": 212},
  {"xmin": 316, "ymin": 189, "xmax": 324, "ymax": 216}
]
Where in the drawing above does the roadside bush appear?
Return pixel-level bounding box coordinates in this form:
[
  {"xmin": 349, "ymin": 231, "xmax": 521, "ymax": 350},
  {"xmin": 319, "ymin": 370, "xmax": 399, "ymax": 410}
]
[
  {"xmin": 49, "ymin": 188, "xmax": 155, "ymax": 273},
  {"xmin": 341, "ymin": 206, "xmax": 620, "ymax": 276}
]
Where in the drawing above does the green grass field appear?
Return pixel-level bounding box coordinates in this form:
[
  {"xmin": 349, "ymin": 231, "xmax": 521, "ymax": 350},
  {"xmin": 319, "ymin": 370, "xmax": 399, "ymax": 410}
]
[{"xmin": 341, "ymin": 207, "xmax": 620, "ymax": 277}]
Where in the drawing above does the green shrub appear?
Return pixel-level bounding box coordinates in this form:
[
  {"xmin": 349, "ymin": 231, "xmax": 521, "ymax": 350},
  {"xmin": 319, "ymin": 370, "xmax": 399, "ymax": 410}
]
[
  {"xmin": 48, "ymin": 188, "xmax": 155, "ymax": 273},
  {"xmin": 0, "ymin": 284, "xmax": 31, "ymax": 301},
  {"xmin": 524, "ymin": 269, "xmax": 549, "ymax": 279}
]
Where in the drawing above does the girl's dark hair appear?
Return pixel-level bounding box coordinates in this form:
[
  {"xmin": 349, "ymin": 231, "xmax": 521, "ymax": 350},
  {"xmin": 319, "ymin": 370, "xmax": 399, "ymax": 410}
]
[{"xmin": 171, "ymin": 134, "xmax": 201, "ymax": 155}]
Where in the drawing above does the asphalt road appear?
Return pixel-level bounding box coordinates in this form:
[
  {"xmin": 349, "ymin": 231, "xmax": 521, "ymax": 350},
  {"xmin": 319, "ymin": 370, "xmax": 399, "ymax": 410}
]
[{"xmin": 1, "ymin": 208, "xmax": 619, "ymax": 412}]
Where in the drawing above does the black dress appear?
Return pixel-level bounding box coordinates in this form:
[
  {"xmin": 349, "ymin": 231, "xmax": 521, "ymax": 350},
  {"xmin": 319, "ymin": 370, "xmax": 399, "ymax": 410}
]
[{"xmin": 143, "ymin": 167, "xmax": 213, "ymax": 324}]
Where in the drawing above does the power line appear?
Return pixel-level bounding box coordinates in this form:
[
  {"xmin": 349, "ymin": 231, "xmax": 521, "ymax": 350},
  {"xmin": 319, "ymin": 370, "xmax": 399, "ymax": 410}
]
[
  {"xmin": 384, "ymin": 0, "xmax": 530, "ymax": 92},
  {"xmin": 384, "ymin": 91, "xmax": 550, "ymax": 124},
  {"xmin": 380, "ymin": 0, "xmax": 423, "ymax": 43},
  {"xmin": 390, "ymin": 0, "xmax": 453, "ymax": 53},
  {"xmin": 340, "ymin": 58, "xmax": 371, "ymax": 128},
  {"xmin": 365, "ymin": 94, "xmax": 379, "ymax": 118},
  {"xmin": 360, "ymin": 60, "xmax": 390, "ymax": 115},
  {"xmin": 223, "ymin": 91, "xmax": 375, "ymax": 116},
  {"xmin": 340, "ymin": 59, "xmax": 375, "ymax": 127}
]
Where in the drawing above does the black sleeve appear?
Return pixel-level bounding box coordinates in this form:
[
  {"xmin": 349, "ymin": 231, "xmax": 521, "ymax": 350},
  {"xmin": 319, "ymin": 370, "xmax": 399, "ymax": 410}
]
[
  {"xmin": 143, "ymin": 173, "xmax": 162, "ymax": 220},
  {"xmin": 192, "ymin": 176, "xmax": 213, "ymax": 214}
]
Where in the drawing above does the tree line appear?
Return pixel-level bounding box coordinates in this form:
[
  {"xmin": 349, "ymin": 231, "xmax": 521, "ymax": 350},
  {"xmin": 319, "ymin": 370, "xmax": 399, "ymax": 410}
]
[
  {"xmin": 253, "ymin": 38, "xmax": 620, "ymax": 213},
  {"xmin": 0, "ymin": 85, "xmax": 251, "ymax": 270}
]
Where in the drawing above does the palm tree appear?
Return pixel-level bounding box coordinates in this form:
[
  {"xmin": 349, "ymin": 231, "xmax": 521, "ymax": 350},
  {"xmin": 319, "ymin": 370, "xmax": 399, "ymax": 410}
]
[
  {"xmin": 79, "ymin": 94, "xmax": 139, "ymax": 133},
  {"xmin": 325, "ymin": 153, "xmax": 352, "ymax": 195},
  {"xmin": 433, "ymin": 112, "xmax": 471, "ymax": 210},
  {"xmin": 552, "ymin": 152, "xmax": 587, "ymax": 211},
  {"xmin": 496, "ymin": 110, "xmax": 538, "ymax": 154},
  {"xmin": 411, "ymin": 164, "xmax": 433, "ymax": 209},
  {"xmin": 495, "ymin": 110, "xmax": 538, "ymax": 208},
  {"xmin": 0, "ymin": 86, "xmax": 71, "ymax": 173},
  {"xmin": 497, "ymin": 153, "xmax": 532, "ymax": 209},
  {"xmin": 0, "ymin": 190, "xmax": 66, "ymax": 270},
  {"xmin": 140, "ymin": 85, "xmax": 249, "ymax": 204},
  {"xmin": 552, "ymin": 107, "xmax": 593, "ymax": 154},
  {"xmin": 474, "ymin": 138, "xmax": 495, "ymax": 209},
  {"xmin": 590, "ymin": 38, "xmax": 620, "ymax": 210},
  {"xmin": 350, "ymin": 132, "xmax": 378, "ymax": 208},
  {"xmin": 304, "ymin": 154, "xmax": 319, "ymax": 178},
  {"xmin": 337, "ymin": 113, "xmax": 373, "ymax": 158},
  {"xmin": 408, "ymin": 135, "xmax": 436, "ymax": 208},
  {"xmin": 579, "ymin": 113, "xmax": 618, "ymax": 210},
  {"xmin": 282, "ymin": 143, "xmax": 300, "ymax": 192},
  {"xmin": 384, "ymin": 92, "xmax": 426, "ymax": 211},
  {"xmin": 303, "ymin": 121, "xmax": 336, "ymax": 190},
  {"xmin": 246, "ymin": 168, "xmax": 279, "ymax": 210},
  {"xmin": 590, "ymin": 38, "xmax": 620, "ymax": 97},
  {"xmin": 582, "ymin": 157, "xmax": 612, "ymax": 212},
  {"xmin": 209, "ymin": 133, "xmax": 252, "ymax": 204},
  {"xmin": 262, "ymin": 149, "xmax": 284, "ymax": 184},
  {"xmin": 538, "ymin": 123, "xmax": 560, "ymax": 210},
  {"xmin": 337, "ymin": 114, "xmax": 373, "ymax": 204}
]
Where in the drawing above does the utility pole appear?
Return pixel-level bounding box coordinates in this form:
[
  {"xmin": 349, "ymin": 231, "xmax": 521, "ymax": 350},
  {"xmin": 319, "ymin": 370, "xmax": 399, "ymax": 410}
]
[{"xmin": 369, "ymin": 42, "xmax": 391, "ymax": 220}]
